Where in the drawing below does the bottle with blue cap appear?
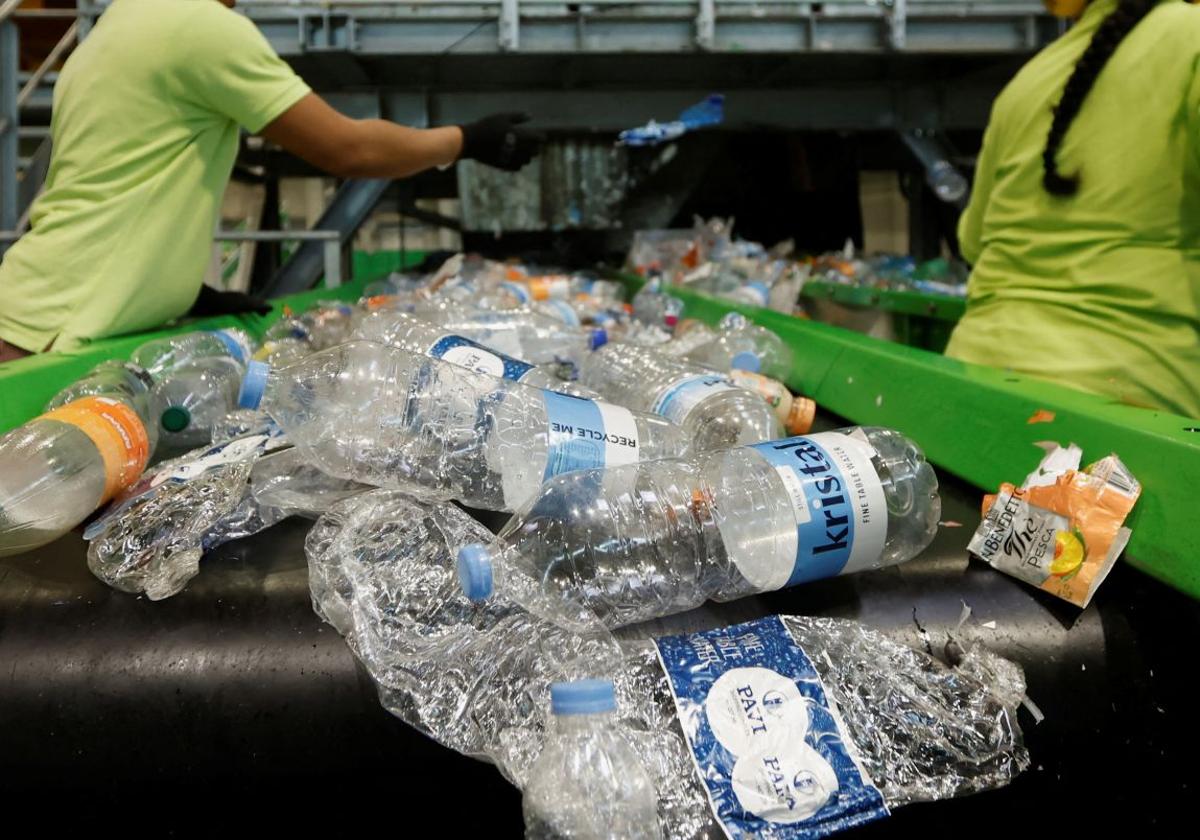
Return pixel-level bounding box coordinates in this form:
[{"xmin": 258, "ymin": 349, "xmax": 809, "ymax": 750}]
[
  {"xmin": 152, "ymin": 356, "xmax": 246, "ymax": 458},
  {"xmin": 458, "ymin": 426, "xmax": 939, "ymax": 629},
  {"xmin": 579, "ymin": 342, "xmax": 782, "ymax": 452},
  {"xmin": 128, "ymin": 328, "xmax": 255, "ymax": 379},
  {"xmin": 680, "ymin": 312, "xmax": 794, "ymax": 380},
  {"xmin": 243, "ymin": 340, "xmax": 686, "ymax": 511},
  {"xmin": 352, "ymin": 310, "xmax": 600, "ymax": 398},
  {"xmin": 523, "ymin": 679, "xmax": 660, "ymax": 840}
]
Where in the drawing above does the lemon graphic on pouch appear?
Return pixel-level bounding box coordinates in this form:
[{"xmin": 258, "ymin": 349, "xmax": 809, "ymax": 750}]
[{"xmin": 1050, "ymin": 529, "xmax": 1086, "ymax": 576}]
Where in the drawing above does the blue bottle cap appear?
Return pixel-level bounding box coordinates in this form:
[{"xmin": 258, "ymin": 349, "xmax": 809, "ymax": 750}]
[
  {"xmin": 589, "ymin": 328, "xmax": 608, "ymax": 350},
  {"xmin": 731, "ymin": 351, "xmax": 761, "ymax": 373},
  {"xmin": 550, "ymin": 679, "xmax": 617, "ymax": 716},
  {"xmin": 457, "ymin": 543, "xmax": 495, "ymax": 602},
  {"xmin": 237, "ymin": 360, "xmax": 270, "ymax": 410}
]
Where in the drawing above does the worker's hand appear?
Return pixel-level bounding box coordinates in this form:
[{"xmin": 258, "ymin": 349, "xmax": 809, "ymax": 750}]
[
  {"xmin": 189, "ymin": 285, "xmax": 273, "ymax": 318},
  {"xmin": 458, "ymin": 113, "xmax": 544, "ymax": 172}
]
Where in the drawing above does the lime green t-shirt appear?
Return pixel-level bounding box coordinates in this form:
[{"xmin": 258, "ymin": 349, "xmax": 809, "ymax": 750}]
[
  {"xmin": 0, "ymin": 0, "xmax": 310, "ymax": 352},
  {"xmin": 947, "ymin": 0, "xmax": 1200, "ymax": 419}
]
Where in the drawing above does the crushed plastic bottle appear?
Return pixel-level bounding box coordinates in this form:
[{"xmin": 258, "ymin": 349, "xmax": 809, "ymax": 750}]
[
  {"xmin": 152, "ymin": 356, "xmax": 245, "ymax": 458},
  {"xmin": 523, "ymin": 680, "xmax": 661, "ymax": 840},
  {"xmin": 129, "ymin": 328, "xmax": 254, "ymax": 378},
  {"xmin": 309, "ymin": 489, "xmax": 1027, "ymax": 840},
  {"xmin": 351, "ymin": 310, "xmax": 599, "ymax": 398},
  {"xmin": 252, "ymin": 341, "xmax": 687, "ymax": 511},
  {"xmin": 85, "ymin": 435, "xmax": 363, "ymax": 599},
  {"xmin": 682, "ymin": 312, "xmax": 794, "ymax": 379},
  {"xmin": 0, "ymin": 397, "xmax": 151, "ymax": 556},
  {"xmin": 458, "ymin": 427, "xmax": 940, "ymax": 628},
  {"xmin": 46, "ymin": 359, "xmax": 163, "ymax": 453},
  {"xmin": 252, "ymin": 336, "xmax": 311, "ymax": 368},
  {"xmin": 579, "ymin": 342, "xmax": 782, "ymax": 451}
]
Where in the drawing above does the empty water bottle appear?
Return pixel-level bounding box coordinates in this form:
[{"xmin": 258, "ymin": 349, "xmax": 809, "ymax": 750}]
[
  {"xmin": 458, "ymin": 427, "xmax": 940, "ymax": 628},
  {"xmin": 579, "ymin": 343, "xmax": 782, "ymax": 451},
  {"xmin": 129, "ymin": 328, "xmax": 254, "ymax": 378},
  {"xmin": 46, "ymin": 360, "xmax": 163, "ymax": 453},
  {"xmin": 413, "ymin": 304, "xmax": 608, "ymax": 370},
  {"xmin": 727, "ymin": 370, "xmax": 816, "ymax": 436},
  {"xmin": 682, "ymin": 313, "xmax": 793, "ymax": 379},
  {"xmin": 247, "ymin": 341, "xmax": 686, "ymax": 511},
  {"xmin": 631, "ymin": 278, "xmax": 684, "ymax": 329},
  {"xmin": 658, "ymin": 320, "xmax": 717, "ymax": 358},
  {"xmin": 352, "ymin": 310, "xmax": 598, "ymax": 398},
  {"xmin": 0, "ymin": 397, "xmax": 151, "ymax": 556},
  {"xmin": 153, "ymin": 356, "xmax": 245, "ymax": 456},
  {"xmin": 523, "ymin": 680, "xmax": 661, "ymax": 840}
]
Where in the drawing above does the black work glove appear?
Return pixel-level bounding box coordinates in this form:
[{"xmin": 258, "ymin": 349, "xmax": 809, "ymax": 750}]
[
  {"xmin": 189, "ymin": 285, "xmax": 273, "ymax": 318},
  {"xmin": 459, "ymin": 112, "xmax": 544, "ymax": 172}
]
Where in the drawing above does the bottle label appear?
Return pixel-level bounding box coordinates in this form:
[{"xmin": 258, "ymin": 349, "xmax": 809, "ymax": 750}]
[
  {"xmin": 540, "ymin": 299, "xmax": 581, "ymax": 327},
  {"xmin": 651, "ymin": 374, "xmax": 738, "ymax": 426},
  {"xmin": 528, "ymin": 275, "xmax": 571, "ymax": 301},
  {"xmin": 427, "ymin": 334, "xmax": 535, "ymax": 382},
  {"xmin": 748, "ymin": 432, "xmax": 887, "ymax": 590},
  {"xmin": 40, "ymin": 397, "xmax": 151, "ymax": 505},
  {"xmin": 209, "ymin": 329, "xmax": 251, "ymax": 364},
  {"xmin": 654, "ymin": 616, "xmax": 888, "ymax": 838},
  {"xmin": 541, "ymin": 391, "xmax": 640, "ymax": 481}
]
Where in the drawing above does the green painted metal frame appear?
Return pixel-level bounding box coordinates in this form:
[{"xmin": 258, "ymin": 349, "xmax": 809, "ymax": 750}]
[
  {"xmin": 800, "ymin": 279, "xmax": 966, "ymax": 323},
  {"xmin": 621, "ymin": 275, "xmax": 1200, "ymax": 601}
]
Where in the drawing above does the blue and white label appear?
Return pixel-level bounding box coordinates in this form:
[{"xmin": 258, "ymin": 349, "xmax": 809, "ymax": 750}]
[
  {"xmin": 654, "ymin": 617, "xmax": 887, "ymax": 839},
  {"xmin": 747, "ymin": 432, "xmax": 887, "ymax": 591},
  {"xmin": 652, "ymin": 374, "xmax": 739, "ymax": 426},
  {"xmin": 427, "ymin": 333, "xmax": 536, "ymax": 382},
  {"xmin": 542, "ymin": 391, "xmax": 640, "ymax": 480}
]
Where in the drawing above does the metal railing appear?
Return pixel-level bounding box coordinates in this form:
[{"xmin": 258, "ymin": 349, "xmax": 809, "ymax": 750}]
[{"xmin": 214, "ymin": 229, "xmax": 345, "ymax": 288}]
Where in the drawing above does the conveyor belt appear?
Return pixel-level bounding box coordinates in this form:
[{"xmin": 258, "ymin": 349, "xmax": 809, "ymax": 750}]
[{"xmin": 0, "ymin": 419, "xmax": 1196, "ymax": 832}]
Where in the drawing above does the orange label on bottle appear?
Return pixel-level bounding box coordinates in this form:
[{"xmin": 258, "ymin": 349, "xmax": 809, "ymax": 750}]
[
  {"xmin": 40, "ymin": 397, "xmax": 151, "ymax": 504},
  {"xmin": 785, "ymin": 397, "xmax": 816, "ymax": 436},
  {"xmin": 528, "ymin": 275, "xmax": 570, "ymax": 301}
]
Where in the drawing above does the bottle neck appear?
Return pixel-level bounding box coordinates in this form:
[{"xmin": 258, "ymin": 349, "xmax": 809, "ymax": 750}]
[{"xmin": 552, "ymin": 710, "xmax": 614, "ymax": 734}]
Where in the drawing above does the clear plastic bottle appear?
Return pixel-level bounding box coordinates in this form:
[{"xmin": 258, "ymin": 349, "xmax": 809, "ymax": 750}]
[
  {"xmin": 300, "ymin": 302, "xmax": 358, "ymax": 350},
  {"xmin": 412, "ymin": 303, "xmax": 608, "ymax": 370},
  {"xmin": 153, "ymin": 356, "xmax": 245, "ymax": 456},
  {"xmin": 658, "ymin": 320, "xmax": 717, "ymax": 358},
  {"xmin": 523, "ymin": 680, "xmax": 661, "ymax": 840},
  {"xmin": 252, "ymin": 336, "xmax": 311, "ymax": 368},
  {"xmin": 682, "ymin": 313, "xmax": 794, "ymax": 379},
  {"xmin": 0, "ymin": 397, "xmax": 151, "ymax": 556},
  {"xmin": 630, "ymin": 278, "xmax": 684, "ymax": 329},
  {"xmin": 457, "ymin": 427, "xmax": 940, "ymax": 628},
  {"xmin": 46, "ymin": 360, "xmax": 163, "ymax": 453},
  {"xmin": 129, "ymin": 328, "xmax": 254, "ymax": 378},
  {"xmin": 352, "ymin": 310, "xmax": 599, "ymax": 398},
  {"xmin": 250, "ymin": 341, "xmax": 686, "ymax": 511},
  {"xmin": 579, "ymin": 343, "xmax": 782, "ymax": 451}
]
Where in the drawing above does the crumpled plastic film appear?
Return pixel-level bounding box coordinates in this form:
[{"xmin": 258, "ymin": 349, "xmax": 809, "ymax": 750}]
[
  {"xmin": 311, "ymin": 489, "xmax": 1028, "ymax": 836},
  {"xmin": 87, "ymin": 440, "xmax": 365, "ymax": 600},
  {"xmin": 87, "ymin": 448, "xmax": 260, "ymax": 600}
]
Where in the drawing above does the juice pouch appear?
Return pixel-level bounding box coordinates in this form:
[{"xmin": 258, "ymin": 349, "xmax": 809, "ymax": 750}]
[{"xmin": 967, "ymin": 453, "xmax": 1140, "ymax": 608}]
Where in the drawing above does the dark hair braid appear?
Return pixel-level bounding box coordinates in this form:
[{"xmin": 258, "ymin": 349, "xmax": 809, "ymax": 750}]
[{"xmin": 1043, "ymin": 0, "xmax": 1159, "ymax": 196}]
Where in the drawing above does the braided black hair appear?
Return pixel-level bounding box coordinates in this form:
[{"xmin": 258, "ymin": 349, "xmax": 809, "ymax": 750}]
[{"xmin": 1043, "ymin": 0, "xmax": 1159, "ymax": 196}]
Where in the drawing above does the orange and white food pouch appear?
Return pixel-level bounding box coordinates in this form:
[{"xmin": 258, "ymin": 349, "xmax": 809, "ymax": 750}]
[{"xmin": 968, "ymin": 443, "xmax": 1140, "ymax": 608}]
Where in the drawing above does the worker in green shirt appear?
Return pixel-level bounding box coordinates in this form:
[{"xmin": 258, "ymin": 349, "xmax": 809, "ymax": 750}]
[
  {"xmin": 947, "ymin": 0, "xmax": 1200, "ymax": 419},
  {"xmin": 0, "ymin": 0, "xmax": 540, "ymax": 362}
]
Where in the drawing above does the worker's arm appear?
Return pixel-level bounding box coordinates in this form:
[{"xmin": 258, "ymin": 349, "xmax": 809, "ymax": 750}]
[{"xmin": 261, "ymin": 94, "xmax": 541, "ymax": 179}]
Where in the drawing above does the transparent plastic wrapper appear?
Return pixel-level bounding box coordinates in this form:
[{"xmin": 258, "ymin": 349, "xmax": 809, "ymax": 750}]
[
  {"xmin": 255, "ymin": 341, "xmax": 686, "ymax": 511},
  {"xmin": 85, "ymin": 434, "xmax": 363, "ymax": 599},
  {"xmin": 458, "ymin": 427, "xmax": 940, "ymax": 630},
  {"xmin": 311, "ymin": 490, "xmax": 1027, "ymax": 839}
]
